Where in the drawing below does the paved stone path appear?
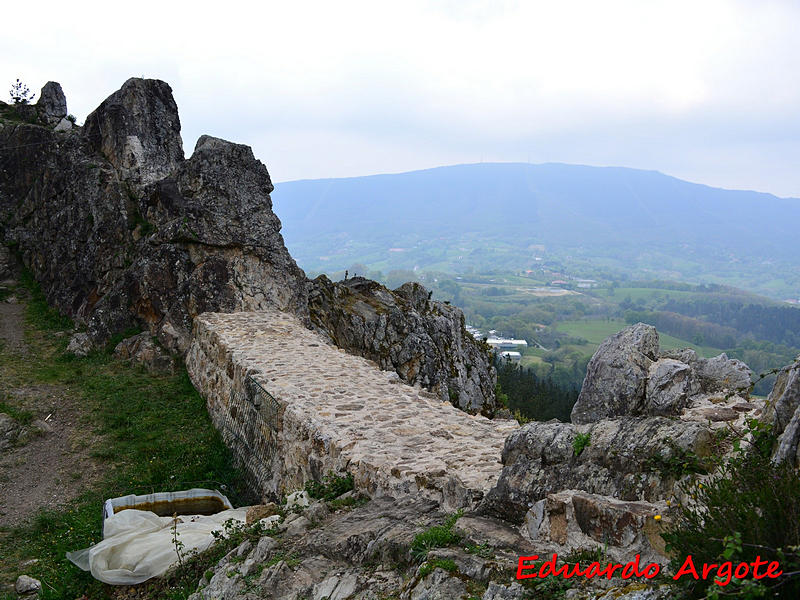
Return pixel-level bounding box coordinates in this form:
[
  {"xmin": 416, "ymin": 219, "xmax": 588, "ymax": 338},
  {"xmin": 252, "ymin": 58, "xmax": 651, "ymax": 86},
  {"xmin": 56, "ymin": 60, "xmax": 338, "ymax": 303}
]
[{"xmin": 187, "ymin": 310, "xmax": 518, "ymax": 509}]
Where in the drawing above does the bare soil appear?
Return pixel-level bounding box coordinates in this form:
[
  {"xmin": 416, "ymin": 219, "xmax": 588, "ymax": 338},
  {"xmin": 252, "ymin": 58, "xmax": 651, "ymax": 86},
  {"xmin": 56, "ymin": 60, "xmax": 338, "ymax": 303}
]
[{"xmin": 0, "ymin": 291, "xmax": 102, "ymax": 530}]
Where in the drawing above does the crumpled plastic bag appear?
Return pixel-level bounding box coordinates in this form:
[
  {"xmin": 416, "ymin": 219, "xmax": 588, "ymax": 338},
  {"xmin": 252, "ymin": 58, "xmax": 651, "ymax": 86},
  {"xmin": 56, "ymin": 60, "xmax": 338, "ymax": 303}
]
[{"xmin": 67, "ymin": 507, "xmax": 248, "ymax": 584}]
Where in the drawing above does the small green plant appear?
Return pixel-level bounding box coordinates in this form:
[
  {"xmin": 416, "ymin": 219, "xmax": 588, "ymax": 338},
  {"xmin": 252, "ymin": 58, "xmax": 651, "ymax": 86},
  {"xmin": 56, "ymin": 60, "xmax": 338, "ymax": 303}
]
[
  {"xmin": 663, "ymin": 419, "xmax": 800, "ymax": 599},
  {"xmin": 572, "ymin": 432, "xmax": 591, "ymax": 456},
  {"xmin": 328, "ymin": 494, "xmax": 369, "ymax": 511},
  {"xmin": 418, "ymin": 557, "xmax": 457, "ymax": 578},
  {"xmin": 66, "ymin": 114, "xmax": 76, "ymax": 124},
  {"xmin": 644, "ymin": 438, "xmax": 708, "ymax": 478},
  {"xmin": 171, "ymin": 513, "xmax": 186, "ymax": 567},
  {"xmin": 410, "ymin": 511, "xmax": 462, "ymax": 562},
  {"xmin": 9, "ymin": 79, "xmax": 35, "ymax": 104},
  {"xmin": 305, "ymin": 471, "xmax": 354, "ymax": 501}
]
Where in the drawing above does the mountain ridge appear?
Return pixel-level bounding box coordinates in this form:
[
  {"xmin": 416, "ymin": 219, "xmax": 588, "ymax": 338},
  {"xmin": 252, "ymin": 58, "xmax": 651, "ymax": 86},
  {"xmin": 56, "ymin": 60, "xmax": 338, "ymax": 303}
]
[{"xmin": 272, "ymin": 162, "xmax": 800, "ymax": 298}]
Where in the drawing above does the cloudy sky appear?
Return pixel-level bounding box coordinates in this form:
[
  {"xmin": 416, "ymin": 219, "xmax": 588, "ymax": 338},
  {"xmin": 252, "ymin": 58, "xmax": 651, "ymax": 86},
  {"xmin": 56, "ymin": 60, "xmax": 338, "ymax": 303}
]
[{"xmin": 3, "ymin": 0, "xmax": 799, "ymax": 196}]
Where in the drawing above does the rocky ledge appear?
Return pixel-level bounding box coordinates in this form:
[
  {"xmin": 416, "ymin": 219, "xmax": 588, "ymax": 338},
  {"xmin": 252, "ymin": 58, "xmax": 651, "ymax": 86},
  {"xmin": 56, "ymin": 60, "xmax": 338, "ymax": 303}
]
[{"xmin": 0, "ymin": 78, "xmax": 496, "ymax": 414}]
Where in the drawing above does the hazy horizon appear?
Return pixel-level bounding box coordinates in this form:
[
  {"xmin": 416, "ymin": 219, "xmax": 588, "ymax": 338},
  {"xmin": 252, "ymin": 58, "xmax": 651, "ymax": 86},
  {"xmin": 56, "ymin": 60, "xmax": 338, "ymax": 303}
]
[{"xmin": 4, "ymin": 1, "xmax": 800, "ymax": 198}]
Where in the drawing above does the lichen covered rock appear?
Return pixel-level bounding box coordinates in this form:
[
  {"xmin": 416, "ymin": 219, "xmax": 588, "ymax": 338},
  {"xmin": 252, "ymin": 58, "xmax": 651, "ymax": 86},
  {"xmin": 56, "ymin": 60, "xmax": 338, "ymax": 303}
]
[{"xmin": 309, "ymin": 276, "xmax": 496, "ymax": 414}]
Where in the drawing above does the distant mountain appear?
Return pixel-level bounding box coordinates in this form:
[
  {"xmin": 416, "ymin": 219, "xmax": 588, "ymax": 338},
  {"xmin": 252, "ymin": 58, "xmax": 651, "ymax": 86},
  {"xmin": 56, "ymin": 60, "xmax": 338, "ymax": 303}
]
[{"xmin": 272, "ymin": 163, "xmax": 800, "ymax": 298}]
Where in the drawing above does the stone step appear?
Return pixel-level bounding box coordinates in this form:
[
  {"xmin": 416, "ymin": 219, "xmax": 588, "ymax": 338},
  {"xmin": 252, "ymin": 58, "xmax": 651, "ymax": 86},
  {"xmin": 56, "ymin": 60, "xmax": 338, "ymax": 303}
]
[{"xmin": 186, "ymin": 310, "xmax": 518, "ymax": 509}]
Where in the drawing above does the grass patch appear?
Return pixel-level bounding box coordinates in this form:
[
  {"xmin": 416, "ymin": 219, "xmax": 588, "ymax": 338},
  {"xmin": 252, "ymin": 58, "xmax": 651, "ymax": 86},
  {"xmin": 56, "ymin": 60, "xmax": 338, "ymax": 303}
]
[
  {"xmin": 0, "ymin": 398, "xmax": 34, "ymax": 425},
  {"xmin": 410, "ymin": 511, "xmax": 462, "ymax": 563},
  {"xmin": 327, "ymin": 494, "xmax": 369, "ymax": 511},
  {"xmin": 0, "ymin": 285, "xmax": 249, "ymax": 599},
  {"xmin": 572, "ymin": 432, "xmax": 591, "ymax": 457},
  {"xmin": 305, "ymin": 471, "xmax": 354, "ymax": 501},
  {"xmin": 18, "ymin": 270, "xmax": 74, "ymax": 331},
  {"xmin": 418, "ymin": 557, "xmax": 457, "ymax": 578}
]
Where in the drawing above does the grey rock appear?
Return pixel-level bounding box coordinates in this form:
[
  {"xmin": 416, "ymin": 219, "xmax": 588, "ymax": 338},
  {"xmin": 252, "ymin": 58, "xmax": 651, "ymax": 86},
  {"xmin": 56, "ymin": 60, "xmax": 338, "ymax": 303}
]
[
  {"xmin": 66, "ymin": 332, "xmax": 92, "ymax": 357},
  {"xmin": 53, "ymin": 117, "xmax": 73, "ymax": 132},
  {"xmin": 305, "ymin": 501, "xmax": 330, "ymax": 524},
  {"xmin": 284, "ymin": 515, "xmax": 311, "ymax": 537},
  {"xmin": 408, "ymin": 568, "xmax": 466, "ymax": 600},
  {"xmin": 766, "ymin": 357, "xmax": 800, "ymax": 465},
  {"xmin": 695, "ymin": 353, "xmax": 752, "ymax": 395},
  {"xmin": 312, "ymin": 571, "xmax": 359, "ymax": 600},
  {"xmin": 0, "ymin": 245, "xmax": 10, "ymax": 279},
  {"xmin": 35, "ymin": 81, "xmax": 67, "ymax": 126},
  {"xmin": 309, "ymin": 276, "xmax": 497, "ymax": 415},
  {"xmin": 765, "ymin": 357, "xmax": 800, "ymax": 434},
  {"xmin": 571, "ymin": 324, "xmax": 659, "ymax": 424},
  {"xmin": 480, "ymin": 418, "xmax": 711, "ymax": 524},
  {"xmin": 113, "ymin": 332, "xmax": 173, "ymax": 372},
  {"xmin": 240, "ymin": 536, "xmax": 277, "ymax": 576},
  {"xmin": 0, "ymin": 413, "xmax": 22, "ymax": 451},
  {"xmin": 645, "ymin": 358, "xmax": 693, "ymax": 416},
  {"xmin": 83, "ymin": 78, "xmax": 183, "ymax": 186},
  {"xmin": 1, "ymin": 77, "xmax": 493, "ymax": 416},
  {"xmin": 15, "ymin": 574, "xmax": 42, "ymax": 594},
  {"xmin": 526, "ymin": 490, "xmax": 668, "ymax": 564},
  {"xmin": 482, "ymin": 582, "xmax": 525, "ymax": 600}
]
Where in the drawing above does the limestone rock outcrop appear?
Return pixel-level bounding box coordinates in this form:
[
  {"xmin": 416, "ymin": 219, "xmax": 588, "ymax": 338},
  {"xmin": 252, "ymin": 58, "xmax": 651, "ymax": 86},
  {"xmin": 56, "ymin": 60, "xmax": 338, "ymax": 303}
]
[
  {"xmin": 35, "ymin": 82, "xmax": 67, "ymax": 126},
  {"xmin": 1, "ymin": 77, "xmax": 496, "ymax": 411},
  {"xmin": 479, "ymin": 417, "xmax": 711, "ymax": 524},
  {"xmin": 83, "ymin": 77, "xmax": 184, "ymax": 186},
  {"xmin": 309, "ymin": 276, "xmax": 496, "ymax": 414},
  {"xmin": 765, "ymin": 356, "xmax": 800, "ymax": 466},
  {"xmin": 571, "ymin": 323, "xmax": 659, "ymax": 424},
  {"xmin": 572, "ymin": 324, "xmax": 754, "ymax": 424}
]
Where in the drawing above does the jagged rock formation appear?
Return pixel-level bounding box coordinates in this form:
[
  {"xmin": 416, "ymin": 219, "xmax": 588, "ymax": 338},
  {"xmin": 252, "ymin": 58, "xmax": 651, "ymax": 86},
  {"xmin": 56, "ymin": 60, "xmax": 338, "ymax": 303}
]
[
  {"xmin": 765, "ymin": 356, "xmax": 800, "ymax": 465},
  {"xmin": 480, "ymin": 323, "xmax": 762, "ymax": 567},
  {"xmin": 83, "ymin": 78, "xmax": 183, "ymax": 186},
  {"xmin": 309, "ymin": 276, "xmax": 496, "ymax": 414},
  {"xmin": 572, "ymin": 323, "xmax": 754, "ymax": 424},
  {"xmin": 0, "ymin": 78, "xmax": 496, "ymax": 411},
  {"xmin": 480, "ymin": 417, "xmax": 712, "ymax": 524}
]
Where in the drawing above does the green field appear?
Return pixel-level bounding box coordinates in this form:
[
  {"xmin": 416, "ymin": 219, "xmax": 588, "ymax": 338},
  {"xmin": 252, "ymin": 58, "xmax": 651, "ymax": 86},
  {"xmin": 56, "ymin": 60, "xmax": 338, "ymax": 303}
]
[{"xmin": 555, "ymin": 319, "xmax": 724, "ymax": 358}]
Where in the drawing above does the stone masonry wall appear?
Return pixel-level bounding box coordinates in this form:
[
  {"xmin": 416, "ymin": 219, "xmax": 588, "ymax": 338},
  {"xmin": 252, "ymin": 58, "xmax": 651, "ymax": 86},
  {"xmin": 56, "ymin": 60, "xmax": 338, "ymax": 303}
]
[{"xmin": 186, "ymin": 310, "xmax": 517, "ymax": 510}]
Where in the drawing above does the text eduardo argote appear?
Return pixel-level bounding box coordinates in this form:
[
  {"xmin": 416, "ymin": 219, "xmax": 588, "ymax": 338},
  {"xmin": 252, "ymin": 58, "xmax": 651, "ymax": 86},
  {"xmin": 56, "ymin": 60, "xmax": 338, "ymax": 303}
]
[{"xmin": 517, "ymin": 554, "xmax": 783, "ymax": 587}]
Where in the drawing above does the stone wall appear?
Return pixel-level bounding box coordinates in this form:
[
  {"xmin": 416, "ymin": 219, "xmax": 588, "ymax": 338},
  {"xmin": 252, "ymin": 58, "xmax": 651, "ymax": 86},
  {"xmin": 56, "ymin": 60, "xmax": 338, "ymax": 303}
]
[{"xmin": 186, "ymin": 310, "xmax": 517, "ymax": 510}]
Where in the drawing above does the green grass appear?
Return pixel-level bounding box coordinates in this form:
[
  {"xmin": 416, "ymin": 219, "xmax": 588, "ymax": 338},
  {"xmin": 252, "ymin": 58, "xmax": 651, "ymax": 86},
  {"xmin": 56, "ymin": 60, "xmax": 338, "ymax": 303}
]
[
  {"xmin": 0, "ymin": 285, "xmax": 247, "ymax": 599},
  {"xmin": 410, "ymin": 511, "xmax": 462, "ymax": 563},
  {"xmin": 556, "ymin": 319, "xmax": 723, "ymax": 357}
]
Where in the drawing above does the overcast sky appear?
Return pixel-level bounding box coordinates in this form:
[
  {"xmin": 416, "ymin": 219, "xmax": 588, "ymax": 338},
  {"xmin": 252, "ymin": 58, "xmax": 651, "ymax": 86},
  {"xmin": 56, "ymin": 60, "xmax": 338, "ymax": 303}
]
[{"xmin": 3, "ymin": 0, "xmax": 799, "ymax": 197}]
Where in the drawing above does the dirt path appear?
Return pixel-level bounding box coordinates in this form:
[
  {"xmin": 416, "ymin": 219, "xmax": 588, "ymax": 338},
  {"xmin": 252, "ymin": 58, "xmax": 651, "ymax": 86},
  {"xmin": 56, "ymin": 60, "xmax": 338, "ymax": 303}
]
[
  {"xmin": 0, "ymin": 301, "xmax": 26, "ymax": 354},
  {"xmin": 0, "ymin": 291, "xmax": 102, "ymax": 529}
]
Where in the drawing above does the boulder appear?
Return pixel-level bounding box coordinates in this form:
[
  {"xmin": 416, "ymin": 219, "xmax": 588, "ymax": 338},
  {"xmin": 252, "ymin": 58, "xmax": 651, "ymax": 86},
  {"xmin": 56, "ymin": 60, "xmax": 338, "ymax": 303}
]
[
  {"xmin": 571, "ymin": 323, "xmax": 659, "ymax": 424},
  {"xmin": 409, "ymin": 568, "xmax": 466, "ymax": 599},
  {"xmin": 645, "ymin": 358, "xmax": 694, "ymax": 416},
  {"xmin": 695, "ymin": 353, "xmax": 753, "ymax": 395},
  {"xmin": 525, "ymin": 490, "xmax": 669, "ymax": 565},
  {"xmin": 15, "ymin": 574, "xmax": 42, "ymax": 594},
  {"xmin": 83, "ymin": 78, "xmax": 184, "ymax": 186},
  {"xmin": 35, "ymin": 81, "xmax": 67, "ymax": 126},
  {"xmin": 54, "ymin": 117, "xmax": 73, "ymax": 132},
  {"xmin": 766, "ymin": 357, "xmax": 800, "ymax": 466},
  {"xmin": 66, "ymin": 332, "xmax": 92, "ymax": 357},
  {"xmin": 113, "ymin": 332, "xmax": 173, "ymax": 372},
  {"xmin": 479, "ymin": 418, "xmax": 712, "ymax": 524}
]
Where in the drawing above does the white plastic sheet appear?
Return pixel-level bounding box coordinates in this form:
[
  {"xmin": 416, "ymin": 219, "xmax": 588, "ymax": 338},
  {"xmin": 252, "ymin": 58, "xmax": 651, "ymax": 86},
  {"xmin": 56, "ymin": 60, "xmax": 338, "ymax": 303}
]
[{"xmin": 67, "ymin": 507, "xmax": 248, "ymax": 585}]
